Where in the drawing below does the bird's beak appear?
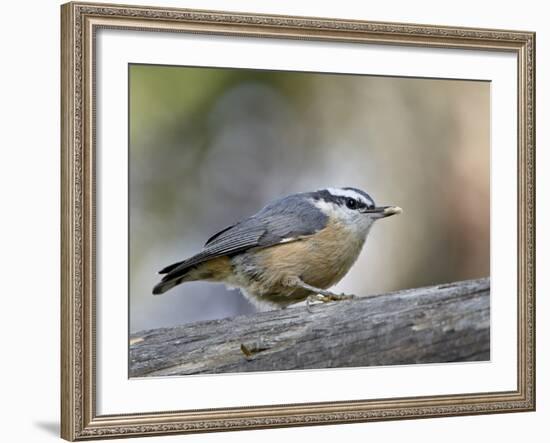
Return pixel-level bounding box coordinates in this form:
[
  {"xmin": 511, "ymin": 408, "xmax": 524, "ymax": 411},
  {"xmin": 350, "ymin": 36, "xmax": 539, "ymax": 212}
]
[{"xmin": 363, "ymin": 205, "xmax": 402, "ymax": 218}]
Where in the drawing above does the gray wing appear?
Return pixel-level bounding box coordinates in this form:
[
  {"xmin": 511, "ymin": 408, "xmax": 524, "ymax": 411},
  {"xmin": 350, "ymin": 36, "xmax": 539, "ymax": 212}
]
[{"xmin": 156, "ymin": 194, "xmax": 327, "ymax": 285}]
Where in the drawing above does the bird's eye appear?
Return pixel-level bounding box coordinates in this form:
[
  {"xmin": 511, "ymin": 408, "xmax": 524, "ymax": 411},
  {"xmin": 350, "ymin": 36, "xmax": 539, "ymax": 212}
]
[{"xmin": 346, "ymin": 198, "xmax": 357, "ymax": 210}]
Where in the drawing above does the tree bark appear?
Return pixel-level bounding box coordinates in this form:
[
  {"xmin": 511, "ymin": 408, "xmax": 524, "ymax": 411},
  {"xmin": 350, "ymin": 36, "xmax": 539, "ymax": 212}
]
[{"xmin": 130, "ymin": 277, "xmax": 489, "ymax": 377}]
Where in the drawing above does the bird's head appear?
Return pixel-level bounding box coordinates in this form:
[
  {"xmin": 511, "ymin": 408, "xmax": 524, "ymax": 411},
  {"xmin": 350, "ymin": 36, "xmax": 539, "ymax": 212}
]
[{"xmin": 310, "ymin": 187, "xmax": 402, "ymax": 236}]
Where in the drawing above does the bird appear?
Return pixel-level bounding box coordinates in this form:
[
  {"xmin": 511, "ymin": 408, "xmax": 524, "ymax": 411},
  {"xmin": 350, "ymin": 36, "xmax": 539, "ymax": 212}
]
[{"xmin": 152, "ymin": 187, "xmax": 401, "ymax": 310}]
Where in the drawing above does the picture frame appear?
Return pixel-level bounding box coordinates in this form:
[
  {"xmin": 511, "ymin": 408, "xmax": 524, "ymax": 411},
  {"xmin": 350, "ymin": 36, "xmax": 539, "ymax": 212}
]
[{"xmin": 61, "ymin": 1, "xmax": 536, "ymax": 440}]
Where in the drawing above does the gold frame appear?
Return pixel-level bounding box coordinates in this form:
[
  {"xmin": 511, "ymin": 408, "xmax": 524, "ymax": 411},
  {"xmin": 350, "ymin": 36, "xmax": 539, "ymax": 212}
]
[{"xmin": 61, "ymin": 2, "xmax": 536, "ymax": 440}]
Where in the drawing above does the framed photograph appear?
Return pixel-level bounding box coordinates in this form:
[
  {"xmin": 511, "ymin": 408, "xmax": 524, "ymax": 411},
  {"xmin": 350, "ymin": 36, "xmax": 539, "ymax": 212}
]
[{"xmin": 61, "ymin": 1, "xmax": 536, "ymax": 440}]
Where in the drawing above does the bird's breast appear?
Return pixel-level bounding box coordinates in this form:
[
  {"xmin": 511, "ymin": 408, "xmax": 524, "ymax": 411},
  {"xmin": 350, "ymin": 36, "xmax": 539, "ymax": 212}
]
[{"xmin": 251, "ymin": 219, "xmax": 368, "ymax": 290}]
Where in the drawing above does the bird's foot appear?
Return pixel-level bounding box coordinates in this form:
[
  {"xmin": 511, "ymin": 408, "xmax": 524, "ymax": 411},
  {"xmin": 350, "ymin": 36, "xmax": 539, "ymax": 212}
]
[
  {"xmin": 327, "ymin": 292, "xmax": 355, "ymax": 301},
  {"xmin": 306, "ymin": 292, "xmax": 354, "ymax": 312}
]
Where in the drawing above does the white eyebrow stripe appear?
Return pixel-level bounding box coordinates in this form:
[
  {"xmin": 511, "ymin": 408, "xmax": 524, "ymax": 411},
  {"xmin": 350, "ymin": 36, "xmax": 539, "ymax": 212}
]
[{"xmin": 325, "ymin": 188, "xmax": 373, "ymax": 206}]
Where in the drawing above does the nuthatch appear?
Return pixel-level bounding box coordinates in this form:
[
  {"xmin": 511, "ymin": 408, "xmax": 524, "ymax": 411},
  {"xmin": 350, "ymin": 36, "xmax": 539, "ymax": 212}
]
[{"xmin": 153, "ymin": 187, "xmax": 402, "ymax": 309}]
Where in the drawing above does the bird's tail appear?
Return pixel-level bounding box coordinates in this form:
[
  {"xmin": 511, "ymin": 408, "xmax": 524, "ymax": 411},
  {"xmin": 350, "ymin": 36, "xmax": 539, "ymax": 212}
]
[
  {"xmin": 152, "ymin": 265, "xmax": 195, "ymax": 295},
  {"xmin": 152, "ymin": 256, "xmax": 232, "ymax": 295},
  {"xmin": 152, "ymin": 277, "xmax": 186, "ymax": 295}
]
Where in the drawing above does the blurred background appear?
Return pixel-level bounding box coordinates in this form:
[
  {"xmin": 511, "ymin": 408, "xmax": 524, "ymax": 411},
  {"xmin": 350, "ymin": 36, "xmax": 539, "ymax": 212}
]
[{"xmin": 129, "ymin": 64, "xmax": 490, "ymax": 333}]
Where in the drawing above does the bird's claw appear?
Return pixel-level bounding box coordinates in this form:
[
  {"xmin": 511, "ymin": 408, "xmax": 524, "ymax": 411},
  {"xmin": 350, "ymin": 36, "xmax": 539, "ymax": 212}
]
[
  {"xmin": 338, "ymin": 292, "xmax": 355, "ymax": 300},
  {"xmin": 306, "ymin": 292, "xmax": 354, "ymax": 312}
]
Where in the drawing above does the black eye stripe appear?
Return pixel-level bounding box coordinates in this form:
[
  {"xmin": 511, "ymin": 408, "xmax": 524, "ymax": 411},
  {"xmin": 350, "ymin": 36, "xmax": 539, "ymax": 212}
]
[
  {"xmin": 310, "ymin": 189, "xmax": 375, "ymax": 209},
  {"xmin": 342, "ymin": 196, "xmax": 370, "ymax": 210},
  {"xmin": 345, "ymin": 198, "xmax": 357, "ymax": 209},
  {"xmin": 343, "ymin": 197, "xmax": 374, "ymax": 210}
]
